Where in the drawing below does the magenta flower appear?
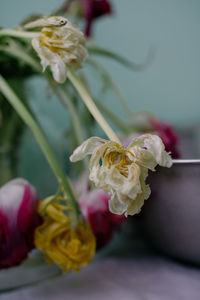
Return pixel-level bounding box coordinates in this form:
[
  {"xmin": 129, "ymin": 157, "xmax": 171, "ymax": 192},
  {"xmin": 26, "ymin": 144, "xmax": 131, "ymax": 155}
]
[
  {"xmin": 124, "ymin": 115, "xmax": 180, "ymax": 158},
  {"xmin": 0, "ymin": 178, "xmax": 41, "ymax": 269},
  {"xmin": 81, "ymin": 0, "xmax": 112, "ymax": 37},
  {"xmin": 62, "ymin": 0, "xmax": 112, "ymax": 37},
  {"xmin": 150, "ymin": 118, "xmax": 180, "ymax": 159},
  {"xmin": 79, "ymin": 189, "xmax": 124, "ymax": 249}
]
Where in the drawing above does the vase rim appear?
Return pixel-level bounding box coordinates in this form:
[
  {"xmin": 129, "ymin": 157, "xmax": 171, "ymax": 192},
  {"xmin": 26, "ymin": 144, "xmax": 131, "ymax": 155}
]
[{"xmin": 172, "ymin": 159, "xmax": 200, "ymax": 164}]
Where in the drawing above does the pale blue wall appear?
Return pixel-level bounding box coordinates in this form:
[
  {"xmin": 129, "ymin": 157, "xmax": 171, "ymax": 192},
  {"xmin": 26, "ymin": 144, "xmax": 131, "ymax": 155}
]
[{"xmin": 1, "ymin": 0, "xmax": 200, "ymax": 125}]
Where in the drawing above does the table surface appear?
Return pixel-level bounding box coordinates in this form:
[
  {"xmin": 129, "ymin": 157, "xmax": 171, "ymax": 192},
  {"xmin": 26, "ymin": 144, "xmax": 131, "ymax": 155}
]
[{"xmin": 1, "ymin": 225, "xmax": 200, "ymax": 300}]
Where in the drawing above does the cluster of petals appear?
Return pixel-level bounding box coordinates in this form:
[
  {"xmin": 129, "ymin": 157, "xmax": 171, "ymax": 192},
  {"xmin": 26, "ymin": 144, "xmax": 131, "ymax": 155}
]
[
  {"xmin": 70, "ymin": 134, "xmax": 172, "ymax": 217},
  {"xmin": 34, "ymin": 196, "xmax": 96, "ymax": 272},
  {"xmin": 25, "ymin": 16, "xmax": 88, "ymax": 83}
]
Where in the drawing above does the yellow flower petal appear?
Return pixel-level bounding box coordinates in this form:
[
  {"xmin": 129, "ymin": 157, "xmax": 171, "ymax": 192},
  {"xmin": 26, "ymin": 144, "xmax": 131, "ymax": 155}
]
[{"xmin": 35, "ymin": 198, "xmax": 96, "ymax": 273}]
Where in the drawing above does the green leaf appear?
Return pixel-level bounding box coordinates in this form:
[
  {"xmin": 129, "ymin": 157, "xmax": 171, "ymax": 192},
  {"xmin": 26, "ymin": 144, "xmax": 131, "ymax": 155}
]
[{"xmin": 87, "ymin": 43, "xmax": 154, "ymax": 71}]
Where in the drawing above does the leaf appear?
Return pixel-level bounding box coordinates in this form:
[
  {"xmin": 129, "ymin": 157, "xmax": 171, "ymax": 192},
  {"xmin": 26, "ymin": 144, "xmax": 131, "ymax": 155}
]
[{"xmin": 87, "ymin": 43, "xmax": 155, "ymax": 71}]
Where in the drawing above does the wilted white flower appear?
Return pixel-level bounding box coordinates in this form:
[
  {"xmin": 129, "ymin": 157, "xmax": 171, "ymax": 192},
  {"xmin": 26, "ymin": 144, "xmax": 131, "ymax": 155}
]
[
  {"xmin": 25, "ymin": 16, "xmax": 88, "ymax": 83},
  {"xmin": 70, "ymin": 134, "xmax": 172, "ymax": 217}
]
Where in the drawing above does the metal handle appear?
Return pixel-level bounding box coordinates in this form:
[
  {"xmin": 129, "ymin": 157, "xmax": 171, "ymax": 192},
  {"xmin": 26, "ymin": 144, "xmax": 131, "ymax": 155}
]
[{"xmin": 172, "ymin": 159, "xmax": 200, "ymax": 164}]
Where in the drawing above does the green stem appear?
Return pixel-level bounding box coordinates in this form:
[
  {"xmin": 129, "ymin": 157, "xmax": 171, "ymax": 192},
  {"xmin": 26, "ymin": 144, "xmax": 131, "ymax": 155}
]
[
  {"xmin": 48, "ymin": 81, "xmax": 89, "ymax": 168},
  {"xmin": 95, "ymin": 100, "xmax": 132, "ymax": 134},
  {"xmin": 52, "ymin": 84, "xmax": 85, "ymax": 146},
  {"xmin": 0, "ymin": 75, "xmax": 80, "ymax": 225},
  {"xmin": 0, "ymin": 29, "xmax": 39, "ymax": 39},
  {"xmin": 67, "ymin": 69, "xmax": 120, "ymax": 143},
  {"xmin": 87, "ymin": 43, "xmax": 153, "ymax": 71},
  {"xmin": 0, "ymin": 45, "xmax": 86, "ymax": 149},
  {"xmin": 87, "ymin": 58, "xmax": 133, "ymax": 119},
  {"xmin": 0, "ymin": 45, "xmax": 41, "ymax": 73}
]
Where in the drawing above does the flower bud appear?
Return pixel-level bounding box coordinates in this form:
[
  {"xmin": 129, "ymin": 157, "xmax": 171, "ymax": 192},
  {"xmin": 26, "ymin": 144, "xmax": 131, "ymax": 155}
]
[
  {"xmin": 25, "ymin": 16, "xmax": 88, "ymax": 83},
  {"xmin": 81, "ymin": 0, "xmax": 112, "ymax": 37},
  {"xmin": 149, "ymin": 118, "xmax": 180, "ymax": 158},
  {"xmin": 79, "ymin": 189, "xmax": 125, "ymax": 249},
  {"xmin": 0, "ymin": 178, "xmax": 41, "ymax": 269}
]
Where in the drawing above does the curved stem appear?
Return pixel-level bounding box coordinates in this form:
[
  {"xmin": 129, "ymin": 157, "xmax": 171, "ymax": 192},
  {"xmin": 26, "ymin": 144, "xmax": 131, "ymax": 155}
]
[
  {"xmin": 52, "ymin": 84, "xmax": 85, "ymax": 145},
  {"xmin": 87, "ymin": 43, "xmax": 154, "ymax": 71},
  {"xmin": 49, "ymin": 81, "xmax": 89, "ymax": 168},
  {"xmin": 0, "ymin": 29, "xmax": 40, "ymax": 39},
  {"xmin": 67, "ymin": 69, "xmax": 120, "ymax": 143},
  {"xmin": 0, "ymin": 45, "xmax": 41, "ymax": 73},
  {"xmin": 87, "ymin": 58, "xmax": 133, "ymax": 119},
  {"xmin": 95, "ymin": 100, "xmax": 133, "ymax": 134},
  {"xmin": 0, "ymin": 75, "xmax": 80, "ymax": 225}
]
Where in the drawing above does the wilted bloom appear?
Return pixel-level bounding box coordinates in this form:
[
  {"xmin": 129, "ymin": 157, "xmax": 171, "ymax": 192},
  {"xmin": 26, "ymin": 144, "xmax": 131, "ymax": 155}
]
[
  {"xmin": 128, "ymin": 113, "xmax": 180, "ymax": 159},
  {"xmin": 25, "ymin": 16, "xmax": 88, "ymax": 83},
  {"xmin": 35, "ymin": 196, "xmax": 96, "ymax": 272},
  {"xmin": 0, "ymin": 178, "xmax": 40, "ymax": 269},
  {"xmin": 150, "ymin": 118, "xmax": 180, "ymax": 159},
  {"xmin": 61, "ymin": 0, "xmax": 112, "ymax": 37},
  {"xmin": 70, "ymin": 134, "xmax": 172, "ymax": 217},
  {"xmin": 79, "ymin": 188, "xmax": 124, "ymax": 249},
  {"xmin": 81, "ymin": 0, "xmax": 112, "ymax": 37}
]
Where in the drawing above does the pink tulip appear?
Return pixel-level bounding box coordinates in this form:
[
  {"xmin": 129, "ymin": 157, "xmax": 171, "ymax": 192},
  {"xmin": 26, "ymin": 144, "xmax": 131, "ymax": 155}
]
[
  {"xmin": 0, "ymin": 178, "xmax": 41, "ymax": 269},
  {"xmin": 62, "ymin": 0, "xmax": 112, "ymax": 37},
  {"xmin": 79, "ymin": 189, "xmax": 124, "ymax": 249},
  {"xmin": 81, "ymin": 0, "xmax": 112, "ymax": 37},
  {"xmin": 150, "ymin": 118, "xmax": 180, "ymax": 158},
  {"xmin": 124, "ymin": 115, "xmax": 180, "ymax": 159}
]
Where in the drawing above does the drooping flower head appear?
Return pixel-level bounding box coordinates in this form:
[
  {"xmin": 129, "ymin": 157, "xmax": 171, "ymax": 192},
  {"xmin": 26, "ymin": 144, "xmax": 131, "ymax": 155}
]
[
  {"xmin": 70, "ymin": 134, "xmax": 172, "ymax": 217},
  {"xmin": 24, "ymin": 16, "xmax": 88, "ymax": 83},
  {"xmin": 0, "ymin": 178, "xmax": 41, "ymax": 269},
  {"xmin": 35, "ymin": 195, "xmax": 96, "ymax": 273}
]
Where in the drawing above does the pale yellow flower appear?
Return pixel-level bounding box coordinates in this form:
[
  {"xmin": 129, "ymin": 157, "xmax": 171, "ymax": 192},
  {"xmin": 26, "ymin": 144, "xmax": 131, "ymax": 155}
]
[
  {"xmin": 34, "ymin": 196, "xmax": 96, "ymax": 273},
  {"xmin": 70, "ymin": 134, "xmax": 172, "ymax": 216},
  {"xmin": 25, "ymin": 16, "xmax": 88, "ymax": 83}
]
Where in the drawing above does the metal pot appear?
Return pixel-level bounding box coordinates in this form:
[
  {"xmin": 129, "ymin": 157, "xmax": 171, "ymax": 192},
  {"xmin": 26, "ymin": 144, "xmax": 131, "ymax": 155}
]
[{"xmin": 138, "ymin": 159, "xmax": 200, "ymax": 264}]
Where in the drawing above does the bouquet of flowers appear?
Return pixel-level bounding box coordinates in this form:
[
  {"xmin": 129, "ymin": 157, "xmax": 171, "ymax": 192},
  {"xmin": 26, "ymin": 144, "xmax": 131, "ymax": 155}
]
[{"xmin": 0, "ymin": 0, "xmax": 179, "ymax": 283}]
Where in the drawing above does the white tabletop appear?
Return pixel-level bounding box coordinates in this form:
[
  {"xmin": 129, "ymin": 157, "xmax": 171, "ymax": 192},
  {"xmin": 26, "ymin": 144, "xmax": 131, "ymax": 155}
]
[{"xmin": 1, "ymin": 230, "xmax": 200, "ymax": 300}]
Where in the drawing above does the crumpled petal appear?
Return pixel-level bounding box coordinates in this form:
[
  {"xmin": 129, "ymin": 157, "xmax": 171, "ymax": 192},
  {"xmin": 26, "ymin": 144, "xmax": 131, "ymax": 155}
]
[
  {"xmin": 29, "ymin": 16, "xmax": 87, "ymax": 83},
  {"xmin": 70, "ymin": 134, "xmax": 172, "ymax": 217},
  {"xmin": 24, "ymin": 16, "xmax": 68, "ymax": 29},
  {"xmin": 128, "ymin": 134, "xmax": 172, "ymax": 170},
  {"xmin": 70, "ymin": 136, "xmax": 107, "ymax": 162},
  {"xmin": 35, "ymin": 198, "xmax": 96, "ymax": 273},
  {"xmin": 32, "ymin": 38, "xmax": 67, "ymax": 83}
]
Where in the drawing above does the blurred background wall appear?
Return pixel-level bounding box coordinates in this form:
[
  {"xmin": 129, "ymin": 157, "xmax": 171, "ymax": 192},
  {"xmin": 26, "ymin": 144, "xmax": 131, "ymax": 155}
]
[{"xmin": 1, "ymin": 0, "xmax": 200, "ymax": 125}]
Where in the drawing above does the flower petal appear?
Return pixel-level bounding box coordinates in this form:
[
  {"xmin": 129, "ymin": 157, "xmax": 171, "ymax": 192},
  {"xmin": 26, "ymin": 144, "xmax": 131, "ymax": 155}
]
[
  {"xmin": 0, "ymin": 179, "xmax": 26, "ymax": 216},
  {"xmin": 24, "ymin": 16, "xmax": 68, "ymax": 29},
  {"xmin": 70, "ymin": 137, "xmax": 107, "ymax": 162},
  {"xmin": 128, "ymin": 134, "xmax": 172, "ymax": 169},
  {"xmin": 108, "ymin": 191, "xmax": 128, "ymax": 215},
  {"xmin": 32, "ymin": 38, "xmax": 67, "ymax": 83}
]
